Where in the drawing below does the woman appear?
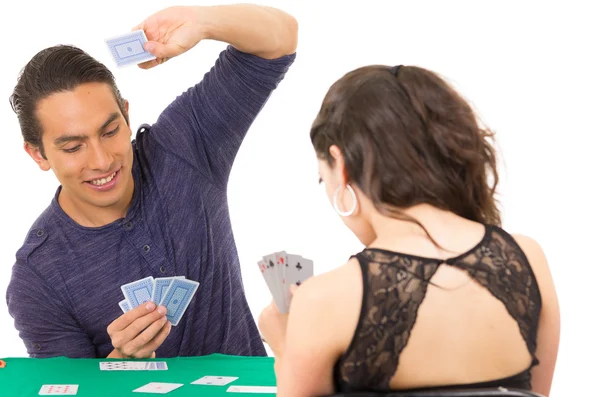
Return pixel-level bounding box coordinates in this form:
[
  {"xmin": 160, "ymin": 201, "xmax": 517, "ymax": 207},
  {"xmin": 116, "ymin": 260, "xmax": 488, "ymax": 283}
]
[{"xmin": 258, "ymin": 65, "xmax": 560, "ymax": 397}]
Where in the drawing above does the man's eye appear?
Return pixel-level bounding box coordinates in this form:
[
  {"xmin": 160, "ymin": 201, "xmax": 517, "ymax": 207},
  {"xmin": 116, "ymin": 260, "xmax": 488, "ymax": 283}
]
[
  {"xmin": 63, "ymin": 145, "xmax": 81, "ymax": 153},
  {"xmin": 105, "ymin": 126, "xmax": 119, "ymax": 137}
]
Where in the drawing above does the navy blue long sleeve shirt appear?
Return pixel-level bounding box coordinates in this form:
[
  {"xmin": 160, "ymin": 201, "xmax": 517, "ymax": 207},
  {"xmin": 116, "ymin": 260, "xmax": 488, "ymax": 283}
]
[{"xmin": 6, "ymin": 46, "xmax": 295, "ymax": 358}]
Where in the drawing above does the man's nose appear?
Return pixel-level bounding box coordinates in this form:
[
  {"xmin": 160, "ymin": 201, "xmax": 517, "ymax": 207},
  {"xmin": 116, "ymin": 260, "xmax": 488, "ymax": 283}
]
[{"xmin": 87, "ymin": 141, "xmax": 112, "ymax": 171}]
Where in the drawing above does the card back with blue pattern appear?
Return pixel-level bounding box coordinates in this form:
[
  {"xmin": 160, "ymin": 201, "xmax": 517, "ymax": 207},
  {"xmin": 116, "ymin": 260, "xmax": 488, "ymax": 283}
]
[
  {"xmin": 159, "ymin": 278, "xmax": 199, "ymax": 326},
  {"xmin": 105, "ymin": 30, "xmax": 156, "ymax": 67},
  {"xmin": 121, "ymin": 276, "xmax": 155, "ymax": 309}
]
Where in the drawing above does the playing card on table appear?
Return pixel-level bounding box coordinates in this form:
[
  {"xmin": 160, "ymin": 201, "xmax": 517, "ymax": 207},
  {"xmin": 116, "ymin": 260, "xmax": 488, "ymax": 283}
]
[
  {"xmin": 133, "ymin": 382, "xmax": 183, "ymax": 394},
  {"xmin": 105, "ymin": 30, "xmax": 156, "ymax": 67},
  {"xmin": 227, "ymin": 385, "xmax": 277, "ymax": 394},
  {"xmin": 192, "ymin": 376, "xmax": 239, "ymax": 386},
  {"xmin": 159, "ymin": 277, "xmax": 199, "ymax": 326},
  {"xmin": 39, "ymin": 384, "xmax": 79, "ymax": 395},
  {"xmin": 99, "ymin": 361, "xmax": 168, "ymax": 371},
  {"xmin": 121, "ymin": 276, "xmax": 154, "ymax": 309}
]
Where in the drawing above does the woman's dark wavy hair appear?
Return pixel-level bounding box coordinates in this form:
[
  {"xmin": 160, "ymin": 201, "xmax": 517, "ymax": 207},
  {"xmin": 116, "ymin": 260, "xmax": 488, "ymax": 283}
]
[{"xmin": 310, "ymin": 65, "xmax": 501, "ymax": 234}]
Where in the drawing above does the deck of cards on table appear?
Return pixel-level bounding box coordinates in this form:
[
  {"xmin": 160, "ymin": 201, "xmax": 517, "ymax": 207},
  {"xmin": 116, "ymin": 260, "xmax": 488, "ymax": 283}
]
[
  {"xmin": 99, "ymin": 361, "xmax": 168, "ymax": 371},
  {"xmin": 119, "ymin": 276, "xmax": 199, "ymax": 326},
  {"xmin": 258, "ymin": 251, "xmax": 314, "ymax": 313},
  {"xmin": 105, "ymin": 30, "xmax": 156, "ymax": 67}
]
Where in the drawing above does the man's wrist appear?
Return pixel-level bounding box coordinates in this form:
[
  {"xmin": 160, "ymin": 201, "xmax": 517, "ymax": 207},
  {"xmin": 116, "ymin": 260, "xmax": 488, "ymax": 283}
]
[{"xmin": 191, "ymin": 6, "xmax": 219, "ymax": 42}]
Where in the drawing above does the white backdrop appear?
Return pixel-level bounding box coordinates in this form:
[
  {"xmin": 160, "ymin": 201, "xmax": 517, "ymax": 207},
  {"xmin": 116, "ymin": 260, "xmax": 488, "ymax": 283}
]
[{"xmin": 0, "ymin": 1, "xmax": 598, "ymax": 395}]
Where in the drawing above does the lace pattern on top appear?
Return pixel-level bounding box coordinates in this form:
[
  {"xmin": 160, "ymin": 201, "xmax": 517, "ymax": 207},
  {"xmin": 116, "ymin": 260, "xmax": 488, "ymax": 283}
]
[{"xmin": 335, "ymin": 225, "xmax": 542, "ymax": 392}]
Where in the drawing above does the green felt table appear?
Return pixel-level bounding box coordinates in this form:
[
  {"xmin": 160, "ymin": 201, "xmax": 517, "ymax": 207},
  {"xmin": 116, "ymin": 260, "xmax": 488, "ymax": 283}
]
[{"xmin": 0, "ymin": 354, "xmax": 276, "ymax": 396}]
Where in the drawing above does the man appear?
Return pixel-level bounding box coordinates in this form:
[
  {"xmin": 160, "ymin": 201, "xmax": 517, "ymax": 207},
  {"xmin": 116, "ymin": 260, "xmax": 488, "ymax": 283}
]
[{"xmin": 6, "ymin": 4, "xmax": 297, "ymax": 359}]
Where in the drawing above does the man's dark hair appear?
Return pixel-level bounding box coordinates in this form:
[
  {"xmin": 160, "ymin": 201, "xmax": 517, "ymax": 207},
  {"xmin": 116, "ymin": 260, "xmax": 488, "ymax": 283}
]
[{"xmin": 9, "ymin": 45, "xmax": 128, "ymax": 158}]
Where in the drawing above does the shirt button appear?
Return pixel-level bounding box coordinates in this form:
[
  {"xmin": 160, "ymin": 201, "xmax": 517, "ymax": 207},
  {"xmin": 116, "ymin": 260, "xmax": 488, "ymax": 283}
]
[
  {"xmin": 124, "ymin": 221, "xmax": 133, "ymax": 230},
  {"xmin": 34, "ymin": 343, "xmax": 41, "ymax": 351},
  {"xmin": 143, "ymin": 245, "xmax": 151, "ymax": 253},
  {"xmin": 36, "ymin": 230, "xmax": 44, "ymax": 237},
  {"xmin": 159, "ymin": 266, "xmax": 166, "ymax": 274}
]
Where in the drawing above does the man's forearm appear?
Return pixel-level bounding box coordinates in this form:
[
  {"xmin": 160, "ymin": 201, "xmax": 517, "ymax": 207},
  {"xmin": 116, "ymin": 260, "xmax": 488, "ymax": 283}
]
[{"xmin": 195, "ymin": 4, "xmax": 298, "ymax": 59}]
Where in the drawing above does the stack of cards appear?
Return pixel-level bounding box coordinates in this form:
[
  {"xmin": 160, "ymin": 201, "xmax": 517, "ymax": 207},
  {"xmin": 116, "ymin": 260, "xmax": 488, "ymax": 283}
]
[
  {"xmin": 105, "ymin": 29, "xmax": 156, "ymax": 67},
  {"xmin": 258, "ymin": 251, "xmax": 313, "ymax": 314},
  {"xmin": 100, "ymin": 361, "xmax": 168, "ymax": 371},
  {"xmin": 119, "ymin": 276, "xmax": 199, "ymax": 326}
]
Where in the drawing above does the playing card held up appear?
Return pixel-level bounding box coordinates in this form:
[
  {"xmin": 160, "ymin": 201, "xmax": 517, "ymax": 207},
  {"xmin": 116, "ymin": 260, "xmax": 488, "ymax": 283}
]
[
  {"xmin": 105, "ymin": 30, "xmax": 156, "ymax": 67},
  {"xmin": 119, "ymin": 275, "xmax": 199, "ymax": 326},
  {"xmin": 258, "ymin": 251, "xmax": 313, "ymax": 314}
]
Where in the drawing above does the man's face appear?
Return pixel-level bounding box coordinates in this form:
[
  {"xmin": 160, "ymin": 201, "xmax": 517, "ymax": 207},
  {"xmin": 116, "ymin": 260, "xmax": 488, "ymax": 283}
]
[{"xmin": 27, "ymin": 82, "xmax": 134, "ymax": 216}]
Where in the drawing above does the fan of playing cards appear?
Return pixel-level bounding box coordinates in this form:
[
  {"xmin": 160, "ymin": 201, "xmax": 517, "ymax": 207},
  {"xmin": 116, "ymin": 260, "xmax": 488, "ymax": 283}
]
[
  {"xmin": 258, "ymin": 251, "xmax": 314, "ymax": 314},
  {"xmin": 119, "ymin": 276, "xmax": 199, "ymax": 326}
]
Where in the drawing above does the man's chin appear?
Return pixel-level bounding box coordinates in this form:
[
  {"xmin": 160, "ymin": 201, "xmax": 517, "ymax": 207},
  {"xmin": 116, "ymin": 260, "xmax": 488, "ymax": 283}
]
[
  {"xmin": 82, "ymin": 190, "xmax": 126, "ymax": 209},
  {"xmin": 89, "ymin": 193, "xmax": 128, "ymax": 209}
]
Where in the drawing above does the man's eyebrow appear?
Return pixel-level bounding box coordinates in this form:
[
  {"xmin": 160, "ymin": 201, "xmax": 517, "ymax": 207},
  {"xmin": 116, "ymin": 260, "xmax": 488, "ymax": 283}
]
[
  {"xmin": 54, "ymin": 134, "xmax": 88, "ymax": 146},
  {"xmin": 53, "ymin": 113, "xmax": 121, "ymax": 146},
  {"xmin": 98, "ymin": 112, "xmax": 120, "ymax": 133}
]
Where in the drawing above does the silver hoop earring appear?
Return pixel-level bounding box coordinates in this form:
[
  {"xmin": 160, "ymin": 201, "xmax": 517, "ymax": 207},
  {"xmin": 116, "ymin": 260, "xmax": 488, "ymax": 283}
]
[{"xmin": 333, "ymin": 184, "xmax": 357, "ymax": 217}]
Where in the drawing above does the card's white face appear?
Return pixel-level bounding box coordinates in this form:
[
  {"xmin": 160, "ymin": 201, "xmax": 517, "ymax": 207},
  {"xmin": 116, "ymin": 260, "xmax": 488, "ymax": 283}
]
[
  {"xmin": 227, "ymin": 385, "xmax": 278, "ymax": 394},
  {"xmin": 133, "ymin": 382, "xmax": 184, "ymax": 394},
  {"xmin": 191, "ymin": 375, "xmax": 239, "ymax": 386},
  {"xmin": 39, "ymin": 384, "xmax": 79, "ymax": 395},
  {"xmin": 258, "ymin": 251, "xmax": 314, "ymax": 314}
]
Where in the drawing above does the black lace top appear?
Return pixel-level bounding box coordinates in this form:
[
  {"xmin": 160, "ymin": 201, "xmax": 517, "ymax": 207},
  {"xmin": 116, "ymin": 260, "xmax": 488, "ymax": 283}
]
[{"xmin": 334, "ymin": 224, "xmax": 542, "ymax": 392}]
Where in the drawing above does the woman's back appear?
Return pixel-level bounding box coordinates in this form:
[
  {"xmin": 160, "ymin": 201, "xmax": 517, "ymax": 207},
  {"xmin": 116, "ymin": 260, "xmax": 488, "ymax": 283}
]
[
  {"xmin": 284, "ymin": 210, "xmax": 558, "ymax": 396},
  {"xmin": 334, "ymin": 215, "xmax": 539, "ymax": 391}
]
